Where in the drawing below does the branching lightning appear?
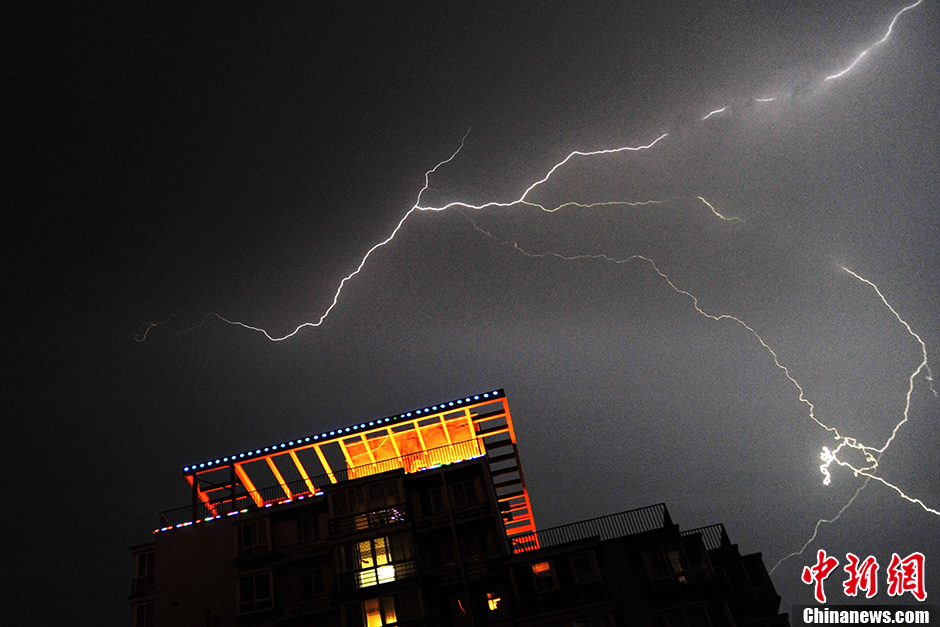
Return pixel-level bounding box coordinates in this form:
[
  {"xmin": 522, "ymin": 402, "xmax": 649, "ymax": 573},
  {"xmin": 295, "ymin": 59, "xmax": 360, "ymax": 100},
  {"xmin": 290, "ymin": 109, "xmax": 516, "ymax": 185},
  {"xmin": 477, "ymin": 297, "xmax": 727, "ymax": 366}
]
[
  {"xmin": 138, "ymin": 1, "xmax": 936, "ymax": 571},
  {"xmin": 468, "ymin": 215, "xmax": 940, "ymax": 563}
]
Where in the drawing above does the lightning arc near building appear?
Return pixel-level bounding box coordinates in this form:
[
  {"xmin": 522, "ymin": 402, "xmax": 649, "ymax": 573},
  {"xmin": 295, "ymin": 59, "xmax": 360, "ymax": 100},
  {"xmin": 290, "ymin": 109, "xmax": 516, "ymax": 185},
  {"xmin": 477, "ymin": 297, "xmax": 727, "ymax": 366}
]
[{"xmin": 136, "ymin": 0, "xmax": 935, "ymax": 566}]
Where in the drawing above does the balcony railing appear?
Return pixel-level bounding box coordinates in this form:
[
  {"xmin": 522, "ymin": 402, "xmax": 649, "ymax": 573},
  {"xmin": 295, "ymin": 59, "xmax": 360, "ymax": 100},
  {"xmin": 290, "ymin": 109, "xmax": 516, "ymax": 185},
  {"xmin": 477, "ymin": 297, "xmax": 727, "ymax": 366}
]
[
  {"xmin": 330, "ymin": 505, "xmax": 409, "ymax": 536},
  {"xmin": 510, "ymin": 503, "xmax": 671, "ymax": 553},
  {"xmin": 680, "ymin": 523, "xmax": 729, "ymax": 551},
  {"xmin": 129, "ymin": 575, "xmax": 154, "ymax": 596},
  {"xmin": 335, "ymin": 560, "xmax": 419, "ymax": 591}
]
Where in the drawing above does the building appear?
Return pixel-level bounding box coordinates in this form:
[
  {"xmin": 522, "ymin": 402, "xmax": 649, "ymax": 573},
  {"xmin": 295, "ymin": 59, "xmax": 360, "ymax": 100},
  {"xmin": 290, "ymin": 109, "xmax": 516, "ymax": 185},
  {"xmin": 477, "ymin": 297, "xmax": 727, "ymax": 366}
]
[{"xmin": 129, "ymin": 389, "xmax": 789, "ymax": 627}]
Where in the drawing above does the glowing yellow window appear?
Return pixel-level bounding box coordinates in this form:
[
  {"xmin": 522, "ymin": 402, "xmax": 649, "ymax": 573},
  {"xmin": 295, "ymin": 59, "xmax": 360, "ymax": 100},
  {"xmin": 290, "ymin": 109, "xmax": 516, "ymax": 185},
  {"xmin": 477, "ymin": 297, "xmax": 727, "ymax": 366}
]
[{"xmin": 487, "ymin": 592, "xmax": 501, "ymax": 611}]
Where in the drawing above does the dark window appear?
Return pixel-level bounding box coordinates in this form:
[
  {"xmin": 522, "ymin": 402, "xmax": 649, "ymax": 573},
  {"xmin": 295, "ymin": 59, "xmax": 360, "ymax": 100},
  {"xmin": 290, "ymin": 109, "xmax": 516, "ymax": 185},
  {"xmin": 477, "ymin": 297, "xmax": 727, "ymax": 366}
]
[
  {"xmin": 571, "ymin": 550, "xmax": 601, "ymax": 584},
  {"xmin": 135, "ymin": 551, "xmax": 155, "ymax": 578},
  {"xmin": 461, "ymin": 528, "xmax": 493, "ymax": 561},
  {"xmin": 334, "ymin": 479, "xmax": 401, "ymax": 517},
  {"xmin": 451, "ymin": 479, "xmax": 479, "ymax": 509},
  {"xmin": 134, "ymin": 602, "xmax": 153, "ymax": 627},
  {"xmin": 237, "ymin": 520, "xmax": 269, "ymax": 552},
  {"xmin": 300, "ymin": 515, "xmax": 320, "ymax": 543},
  {"xmin": 238, "ymin": 571, "xmax": 273, "ymax": 613},
  {"xmin": 303, "ymin": 568, "xmax": 325, "ymax": 596}
]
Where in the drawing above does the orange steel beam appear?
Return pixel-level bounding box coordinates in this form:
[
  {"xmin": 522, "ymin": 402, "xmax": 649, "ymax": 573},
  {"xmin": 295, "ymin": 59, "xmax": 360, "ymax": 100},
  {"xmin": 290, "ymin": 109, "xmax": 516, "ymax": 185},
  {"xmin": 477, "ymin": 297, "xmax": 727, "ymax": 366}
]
[
  {"xmin": 338, "ymin": 439, "xmax": 356, "ymax": 470},
  {"xmin": 313, "ymin": 443, "xmax": 337, "ymax": 483},
  {"xmin": 440, "ymin": 415, "xmax": 454, "ymax": 445},
  {"xmin": 288, "ymin": 450, "xmax": 317, "ymax": 495},
  {"xmin": 233, "ymin": 463, "xmax": 263, "ymax": 507},
  {"xmin": 186, "ymin": 474, "xmax": 218, "ymax": 517},
  {"xmin": 360, "ymin": 434, "xmax": 378, "ymax": 463},
  {"xmin": 265, "ymin": 457, "xmax": 293, "ymax": 500}
]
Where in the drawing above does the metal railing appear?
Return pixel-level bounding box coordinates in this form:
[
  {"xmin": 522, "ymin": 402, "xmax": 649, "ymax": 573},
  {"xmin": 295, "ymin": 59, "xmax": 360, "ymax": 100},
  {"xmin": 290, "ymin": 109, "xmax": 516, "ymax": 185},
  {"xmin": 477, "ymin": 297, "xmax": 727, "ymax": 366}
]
[
  {"xmin": 129, "ymin": 575, "xmax": 154, "ymax": 596},
  {"xmin": 335, "ymin": 560, "xmax": 419, "ymax": 591},
  {"xmin": 510, "ymin": 503, "xmax": 671, "ymax": 553},
  {"xmin": 159, "ymin": 438, "xmax": 487, "ymax": 528},
  {"xmin": 330, "ymin": 506, "xmax": 408, "ymax": 535},
  {"xmin": 680, "ymin": 524, "xmax": 729, "ymax": 551}
]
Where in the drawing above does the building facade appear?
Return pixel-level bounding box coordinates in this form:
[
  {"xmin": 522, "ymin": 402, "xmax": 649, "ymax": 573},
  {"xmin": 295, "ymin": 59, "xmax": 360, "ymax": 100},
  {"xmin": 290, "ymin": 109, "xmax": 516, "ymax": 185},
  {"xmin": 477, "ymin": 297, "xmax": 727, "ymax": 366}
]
[{"xmin": 129, "ymin": 390, "xmax": 789, "ymax": 627}]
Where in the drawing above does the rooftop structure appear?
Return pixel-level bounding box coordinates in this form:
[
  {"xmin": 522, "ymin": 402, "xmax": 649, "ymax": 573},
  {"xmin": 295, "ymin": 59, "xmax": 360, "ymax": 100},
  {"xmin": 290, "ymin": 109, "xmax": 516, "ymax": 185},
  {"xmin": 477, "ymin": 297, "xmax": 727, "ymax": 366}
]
[{"xmin": 159, "ymin": 389, "xmax": 537, "ymax": 548}]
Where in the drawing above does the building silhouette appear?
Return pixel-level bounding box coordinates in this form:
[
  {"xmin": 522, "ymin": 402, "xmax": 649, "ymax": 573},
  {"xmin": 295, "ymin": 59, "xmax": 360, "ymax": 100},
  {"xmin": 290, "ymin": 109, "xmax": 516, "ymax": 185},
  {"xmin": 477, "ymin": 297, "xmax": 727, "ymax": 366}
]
[{"xmin": 129, "ymin": 389, "xmax": 789, "ymax": 627}]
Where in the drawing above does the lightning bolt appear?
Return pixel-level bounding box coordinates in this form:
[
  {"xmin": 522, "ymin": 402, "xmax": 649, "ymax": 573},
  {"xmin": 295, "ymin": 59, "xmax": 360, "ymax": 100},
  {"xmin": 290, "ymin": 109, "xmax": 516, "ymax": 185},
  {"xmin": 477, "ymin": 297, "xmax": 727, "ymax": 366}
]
[
  {"xmin": 701, "ymin": 107, "xmax": 728, "ymax": 120},
  {"xmin": 136, "ymin": 0, "xmax": 927, "ymax": 342},
  {"xmin": 824, "ymin": 0, "xmax": 925, "ymax": 81}
]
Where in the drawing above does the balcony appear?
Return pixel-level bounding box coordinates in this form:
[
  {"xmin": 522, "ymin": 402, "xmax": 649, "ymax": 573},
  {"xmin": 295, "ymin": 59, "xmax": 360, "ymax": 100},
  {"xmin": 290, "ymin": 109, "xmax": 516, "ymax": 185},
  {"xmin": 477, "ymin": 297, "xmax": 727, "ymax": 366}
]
[
  {"xmin": 330, "ymin": 505, "xmax": 409, "ymax": 536},
  {"xmin": 129, "ymin": 575, "xmax": 154, "ymax": 597},
  {"xmin": 335, "ymin": 560, "xmax": 419, "ymax": 591}
]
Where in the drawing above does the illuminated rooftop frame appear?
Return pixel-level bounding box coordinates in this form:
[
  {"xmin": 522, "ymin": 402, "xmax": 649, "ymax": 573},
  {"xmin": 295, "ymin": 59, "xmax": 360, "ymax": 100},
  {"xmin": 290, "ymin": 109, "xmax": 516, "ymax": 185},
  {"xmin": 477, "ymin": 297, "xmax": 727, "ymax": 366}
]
[{"xmin": 183, "ymin": 389, "xmax": 537, "ymax": 543}]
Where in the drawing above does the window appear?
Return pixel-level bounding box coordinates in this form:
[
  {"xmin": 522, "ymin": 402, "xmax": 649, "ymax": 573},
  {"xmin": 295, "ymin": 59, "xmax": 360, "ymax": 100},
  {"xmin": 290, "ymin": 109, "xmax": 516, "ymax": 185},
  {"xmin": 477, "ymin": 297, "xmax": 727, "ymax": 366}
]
[
  {"xmin": 333, "ymin": 479, "xmax": 401, "ymax": 517},
  {"xmin": 133, "ymin": 602, "xmax": 153, "ymax": 627},
  {"xmin": 300, "ymin": 515, "xmax": 320, "ymax": 543},
  {"xmin": 571, "ymin": 550, "xmax": 600, "ymax": 584},
  {"xmin": 450, "ymin": 479, "xmax": 480, "ymax": 509},
  {"xmin": 237, "ymin": 520, "xmax": 269, "ymax": 553},
  {"xmin": 135, "ymin": 551, "xmax": 155, "ymax": 578},
  {"xmin": 486, "ymin": 592, "xmax": 501, "ymax": 611},
  {"xmin": 338, "ymin": 534, "xmax": 414, "ymax": 588},
  {"xmin": 531, "ymin": 560, "xmax": 558, "ymax": 592},
  {"xmin": 644, "ymin": 540, "xmax": 711, "ymax": 588},
  {"xmin": 238, "ymin": 571, "xmax": 273, "ymax": 613},
  {"xmin": 344, "ymin": 595, "xmax": 399, "ymax": 627},
  {"xmin": 461, "ymin": 528, "xmax": 493, "ymax": 562},
  {"xmin": 415, "ymin": 485, "xmax": 445, "ymax": 516},
  {"xmin": 132, "ymin": 550, "xmax": 155, "ymax": 595},
  {"xmin": 303, "ymin": 568, "xmax": 325, "ymax": 596}
]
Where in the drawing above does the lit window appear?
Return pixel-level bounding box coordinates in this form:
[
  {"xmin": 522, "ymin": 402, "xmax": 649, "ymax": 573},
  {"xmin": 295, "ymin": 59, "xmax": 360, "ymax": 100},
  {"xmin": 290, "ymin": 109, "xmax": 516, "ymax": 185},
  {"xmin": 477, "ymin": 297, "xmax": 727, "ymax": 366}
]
[
  {"xmin": 339, "ymin": 535, "xmax": 414, "ymax": 588},
  {"xmin": 531, "ymin": 560, "xmax": 558, "ymax": 592},
  {"xmin": 644, "ymin": 540, "xmax": 711, "ymax": 588},
  {"xmin": 486, "ymin": 592, "xmax": 501, "ymax": 611},
  {"xmin": 344, "ymin": 595, "xmax": 399, "ymax": 627}
]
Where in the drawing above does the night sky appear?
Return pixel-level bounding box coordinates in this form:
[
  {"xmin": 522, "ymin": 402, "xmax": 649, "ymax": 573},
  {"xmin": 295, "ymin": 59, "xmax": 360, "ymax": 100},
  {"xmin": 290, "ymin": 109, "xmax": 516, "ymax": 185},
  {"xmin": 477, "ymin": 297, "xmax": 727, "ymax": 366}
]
[{"xmin": 8, "ymin": 2, "xmax": 939, "ymax": 624}]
